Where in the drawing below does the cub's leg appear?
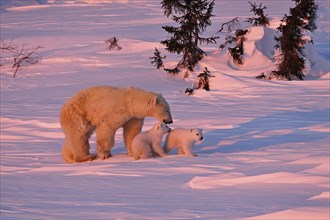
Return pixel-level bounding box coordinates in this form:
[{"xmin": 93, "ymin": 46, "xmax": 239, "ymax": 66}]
[
  {"xmin": 182, "ymin": 145, "xmax": 197, "ymax": 157},
  {"xmin": 152, "ymin": 142, "xmax": 167, "ymax": 157},
  {"xmin": 139, "ymin": 146, "xmax": 152, "ymax": 160},
  {"xmin": 178, "ymin": 147, "xmax": 185, "ymax": 155}
]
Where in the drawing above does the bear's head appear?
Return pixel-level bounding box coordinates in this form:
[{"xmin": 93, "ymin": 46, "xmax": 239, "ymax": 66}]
[
  {"xmin": 190, "ymin": 128, "xmax": 204, "ymax": 141},
  {"xmin": 151, "ymin": 94, "xmax": 173, "ymax": 124},
  {"xmin": 153, "ymin": 122, "xmax": 171, "ymax": 135}
]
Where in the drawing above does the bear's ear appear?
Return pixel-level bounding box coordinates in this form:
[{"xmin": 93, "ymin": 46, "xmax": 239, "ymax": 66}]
[
  {"xmin": 191, "ymin": 129, "xmax": 193, "ymax": 132},
  {"xmin": 154, "ymin": 96, "xmax": 160, "ymax": 105}
]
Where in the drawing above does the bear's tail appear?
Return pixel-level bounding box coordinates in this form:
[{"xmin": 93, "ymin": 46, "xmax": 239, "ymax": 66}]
[{"xmin": 163, "ymin": 145, "xmax": 170, "ymax": 153}]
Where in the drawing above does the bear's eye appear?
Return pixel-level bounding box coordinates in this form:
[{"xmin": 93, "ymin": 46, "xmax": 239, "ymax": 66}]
[{"xmin": 196, "ymin": 133, "xmax": 199, "ymax": 136}]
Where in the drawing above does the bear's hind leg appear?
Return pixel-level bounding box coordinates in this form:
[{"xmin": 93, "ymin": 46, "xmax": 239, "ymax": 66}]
[
  {"xmin": 140, "ymin": 146, "xmax": 152, "ymax": 160},
  {"xmin": 70, "ymin": 133, "xmax": 94, "ymax": 162},
  {"xmin": 61, "ymin": 128, "xmax": 93, "ymax": 163},
  {"xmin": 123, "ymin": 118, "xmax": 144, "ymax": 156},
  {"xmin": 60, "ymin": 102, "xmax": 95, "ymax": 163},
  {"xmin": 62, "ymin": 137, "xmax": 74, "ymax": 163}
]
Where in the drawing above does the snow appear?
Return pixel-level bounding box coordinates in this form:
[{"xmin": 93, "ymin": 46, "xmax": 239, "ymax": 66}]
[{"xmin": 1, "ymin": 0, "xmax": 329, "ymax": 219}]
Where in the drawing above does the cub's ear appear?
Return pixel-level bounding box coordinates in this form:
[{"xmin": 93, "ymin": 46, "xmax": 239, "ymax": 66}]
[{"xmin": 191, "ymin": 129, "xmax": 193, "ymax": 132}]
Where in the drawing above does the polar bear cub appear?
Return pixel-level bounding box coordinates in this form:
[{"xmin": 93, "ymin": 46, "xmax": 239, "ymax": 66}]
[
  {"xmin": 132, "ymin": 122, "xmax": 171, "ymax": 160},
  {"xmin": 164, "ymin": 128, "xmax": 203, "ymax": 157}
]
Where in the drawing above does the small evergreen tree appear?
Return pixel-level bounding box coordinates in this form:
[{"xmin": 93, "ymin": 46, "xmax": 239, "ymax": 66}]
[
  {"xmin": 161, "ymin": 0, "xmax": 218, "ymax": 74},
  {"xmin": 219, "ymin": 28, "xmax": 248, "ymax": 65},
  {"xmin": 197, "ymin": 67, "xmax": 214, "ymax": 91},
  {"xmin": 246, "ymin": 1, "xmax": 270, "ymax": 26},
  {"xmin": 272, "ymin": 0, "xmax": 317, "ymax": 80},
  {"xmin": 150, "ymin": 48, "xmax": 166, "ymax": 69},
  {"xmin": 228, "ymin": 29, "xmax": 248, "ymax": 65},
  {"xmin": 182, "ymin": 67, "xmax": 214, "ymax": 95}
]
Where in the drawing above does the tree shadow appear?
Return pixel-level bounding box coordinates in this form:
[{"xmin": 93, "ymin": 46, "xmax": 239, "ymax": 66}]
[{"xmin": 199, "ymin": 108, "xmax": 329, "ymax": 154}]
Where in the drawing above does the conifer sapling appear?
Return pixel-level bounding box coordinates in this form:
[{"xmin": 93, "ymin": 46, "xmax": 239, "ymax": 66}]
[
  {"xmin": 150, "ymin": 48, "xmax": 166, "ymax": 69},
  {"xmin": 246, "ymin": 1, "xmax": 270, "ymax": 26},
  {"xmin": 197, "ymin": 67, "xmax": 214, "ymax": 91}
]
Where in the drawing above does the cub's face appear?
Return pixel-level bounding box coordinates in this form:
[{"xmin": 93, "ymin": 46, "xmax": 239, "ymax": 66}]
[
  {"xmin": 156, "ymin": 122, "xmax": 171, "ymax": 135},
  {"xmin": 191, "ymin": 128, "xmax": 204, "ymax": 141},
  {"xmin": 152, "ymin": 95, "xmax": 173, "ymax": 124}
]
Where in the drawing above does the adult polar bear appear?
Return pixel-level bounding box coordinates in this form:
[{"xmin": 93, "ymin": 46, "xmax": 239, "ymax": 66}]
[{"xmin": 60, "ymin": 86, "xmax": 173, "ymax": 163}]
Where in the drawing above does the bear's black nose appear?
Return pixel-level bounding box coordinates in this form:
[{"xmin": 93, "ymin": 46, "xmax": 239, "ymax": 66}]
[
  {"xmin": 200, "ymin": 137, "xmax": 204, "ymax": 141},
  {"xmin": 164, "ymin": 119, "xmax": 173, "ymax": 124}
]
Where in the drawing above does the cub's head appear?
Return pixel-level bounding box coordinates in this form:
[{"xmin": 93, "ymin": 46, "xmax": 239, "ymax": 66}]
[
  {"xmin": 153, "ymin": 122, "xmax": 171, "ymax": 135},
  {"xmin": 190, "ymin": 128, "xmax": 204, "ymax": 141},
  {"xmin": 151, "ymin": 94, "xmax": 173, "ymax": 124}
]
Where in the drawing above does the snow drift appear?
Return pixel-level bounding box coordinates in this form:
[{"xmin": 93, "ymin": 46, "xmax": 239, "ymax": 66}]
[{"xmin": 1, "ymin": 0, "xmax": 329, "ymax": 219}]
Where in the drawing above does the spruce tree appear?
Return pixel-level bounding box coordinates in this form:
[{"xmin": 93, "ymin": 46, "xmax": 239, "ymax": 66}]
[
  {"xmin": 246, "ymin": 1, "xmax": 270, "ymax": 26},
  {"xmin": 272, "ymin": 0, "xmax": 317, "ymax": 80},
  {"xmin": 219, "ymin": 27, "xmax": 248, "ymax": 65},
  {"xmin": 228, "ymin": 29, "xmax": 248, "ymax": 65},
  {"xmin": 293, "ymin": 0, "xmax": 317, "ymax": 31},
  {"xmin": 161, "ymin": 0, "xmax": 218, "ymax": 73}
]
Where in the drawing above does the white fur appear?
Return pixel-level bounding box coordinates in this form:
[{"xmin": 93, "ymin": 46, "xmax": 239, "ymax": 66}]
[
  {"xmin": 132, "ymin": 122, "xmax": 171, "ymax": 160},
  {"xmin": 59, "ymin": 86, "xmax": 172, "ymax": 163},
  {"xmin": 164, "ymin": 128, "xmax": 203, "ymax": 157}
]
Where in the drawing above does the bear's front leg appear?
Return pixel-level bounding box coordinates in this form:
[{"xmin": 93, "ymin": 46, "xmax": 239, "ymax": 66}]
[
  {"xmin": 178, "ymin": 147, "xmax": 185, "ymax": 155},
  {"xmin": 96, "ymin": 124, "xmax": 115, "ymax": 160},
  {"xmin": 182, "ymin": 145, "xmax": 197, "ymax": 157},
  {"xmin": 151, "ymin": 142, "xmax": 167, "ymax": 157},
  {"xmin": 123, "ymin": 118, "xmax": 144, "ymax": 156}
]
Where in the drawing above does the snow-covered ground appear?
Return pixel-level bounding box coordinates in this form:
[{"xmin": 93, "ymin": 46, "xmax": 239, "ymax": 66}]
[{"xmin": 1, "ymin": 0, "xmax": 329, "ymax": 219}]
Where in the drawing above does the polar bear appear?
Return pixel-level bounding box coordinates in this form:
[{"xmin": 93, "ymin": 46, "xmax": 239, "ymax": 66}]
[
  {"xmin": 59, "ymin": 86, "xmax": 173, "ymax": 163},
  {"xmin": 163, "ymin": 128, "xmax": 203, "ymax": 157},
  {"xmin": 132, "ymin": 122, "xmax": 171, "ymax": 160}
]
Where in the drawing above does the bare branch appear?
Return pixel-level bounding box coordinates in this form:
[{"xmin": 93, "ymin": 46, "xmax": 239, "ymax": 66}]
[
  {"xmin": 1, "ymin": 40, "xmax": 42, "ymax": 77},
  {"xmin": 0, "ymin": 39, "xmax": 15, "ymax": 51},
  {"xmin": 218, "ymin": 17, "xmax": 240, "ymax": 33}
]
